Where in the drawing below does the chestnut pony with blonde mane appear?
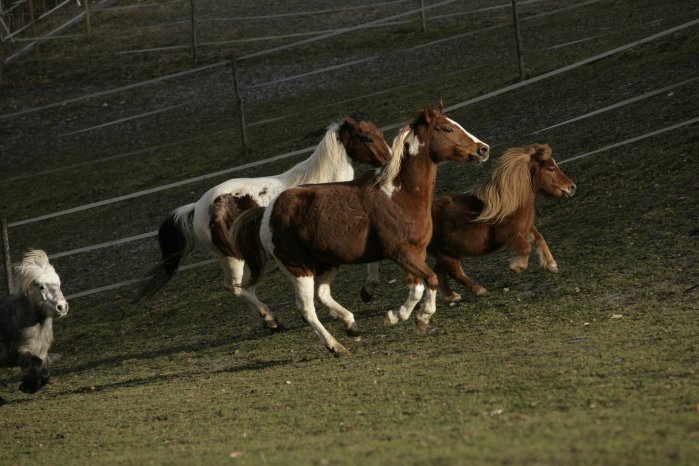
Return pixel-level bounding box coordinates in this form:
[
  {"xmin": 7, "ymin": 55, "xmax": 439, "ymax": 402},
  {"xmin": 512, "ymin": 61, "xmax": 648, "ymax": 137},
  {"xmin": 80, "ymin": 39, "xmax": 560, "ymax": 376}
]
[
  {"xmin": 429, "ymin": 143, "xmax": 576, "ymax": 301},
  {"xmin": 232, "ymin": 102, "xmax": 489, "ymax": 355}
]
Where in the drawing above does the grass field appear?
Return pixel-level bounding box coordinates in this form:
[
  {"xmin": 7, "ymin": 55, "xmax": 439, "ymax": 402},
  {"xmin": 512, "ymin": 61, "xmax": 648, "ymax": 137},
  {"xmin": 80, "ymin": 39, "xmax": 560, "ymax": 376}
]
[{"xmin": 0, "ymin": 0, "xmax": 698, "ymax": 464}]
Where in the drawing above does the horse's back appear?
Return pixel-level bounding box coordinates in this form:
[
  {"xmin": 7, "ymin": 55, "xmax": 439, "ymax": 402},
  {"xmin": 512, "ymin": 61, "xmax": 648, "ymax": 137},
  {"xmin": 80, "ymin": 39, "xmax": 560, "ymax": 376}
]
[{"xmin": 431, "ymin": 193, "xmax": 496, "ymax": 257}]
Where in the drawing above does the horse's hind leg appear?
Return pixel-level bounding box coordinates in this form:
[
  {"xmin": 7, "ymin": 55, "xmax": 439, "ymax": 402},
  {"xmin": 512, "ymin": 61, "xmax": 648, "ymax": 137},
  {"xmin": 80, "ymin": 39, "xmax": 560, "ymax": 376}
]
[
  {"xmin": 315, "ymin": 268, "xmax": 360, "ymax": 339},
  {"xmin": 222, "ymin": 256, "xmax": 281, "ymax": 331},
  {"xmin": 293, "ymin": 276, "xmax": 349, "ymax": 356},
  {"xmin": 436, "ymin": 256, "xmax": 487, "ymax": 299},
  {"xmin": 531, "ymin": 227, "xmax": 558, "ymax": 272},
  {"xmin": 360, "ymin": 262, "xmax": 379, "ymax": 303}
]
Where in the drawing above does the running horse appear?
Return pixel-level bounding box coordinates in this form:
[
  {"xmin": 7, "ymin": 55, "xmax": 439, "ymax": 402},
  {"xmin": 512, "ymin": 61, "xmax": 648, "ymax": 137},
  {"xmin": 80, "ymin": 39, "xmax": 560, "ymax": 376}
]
[
  {"xmin": 231, "ymin": 102, "xmax": 489, "ymax": 355},
  {"xmin": 135, "ymin": 114, "xmax": 391, "ymax": 332},
  {"xmin": 1, "ymin": 249, "xmax": 69, "ymax": 400},
  {"xmin": 430, "ymin": 143, "xmax": 576, "ymax": 301}
]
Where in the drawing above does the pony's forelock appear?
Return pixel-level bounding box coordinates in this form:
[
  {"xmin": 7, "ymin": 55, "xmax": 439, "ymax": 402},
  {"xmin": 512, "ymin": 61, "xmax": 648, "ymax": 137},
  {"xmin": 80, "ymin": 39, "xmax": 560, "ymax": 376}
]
[
  {"xmin": 470, "ymin": 146, "xmax": 538, "ymax": 223},
  {"xmin": 14, "ymin": 249, "xmax": 59, "ymax": 296}
]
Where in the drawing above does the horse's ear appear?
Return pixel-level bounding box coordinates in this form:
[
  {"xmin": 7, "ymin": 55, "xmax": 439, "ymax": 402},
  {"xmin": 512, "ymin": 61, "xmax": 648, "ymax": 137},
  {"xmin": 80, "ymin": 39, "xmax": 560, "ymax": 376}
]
[
  {"xmin": 422, "ymin": 103, "xmax": 434, "ymax": 124},
  {"xmin": 530, "ymin": 144, "xmax": 551, "ymax": 161},
  {"xmin": 436, "ymin": 99, "xmax": 445, "ymax": 113},
  {"xmin": 344, "ymin": 115, "xmax": 358, "ymax": 128}
]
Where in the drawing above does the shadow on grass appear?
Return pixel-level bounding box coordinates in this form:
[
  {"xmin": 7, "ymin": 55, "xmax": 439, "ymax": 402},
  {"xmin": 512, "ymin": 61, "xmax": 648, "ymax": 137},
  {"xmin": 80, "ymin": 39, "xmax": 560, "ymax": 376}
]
[{"xmin": 4, "ymin": 358, "xmax": 292, "ymax": 406}]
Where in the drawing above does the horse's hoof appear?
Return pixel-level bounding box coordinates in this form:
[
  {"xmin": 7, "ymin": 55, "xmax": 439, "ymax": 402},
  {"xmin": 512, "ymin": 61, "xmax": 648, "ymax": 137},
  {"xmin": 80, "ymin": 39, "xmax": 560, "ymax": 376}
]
[
  {"xmin": 384, "ymin": 311, "xmax": 399, "ymax": 326},
  {"xmin": 547, "ymin": 263, "xmax": 559, "ymax": 273},
  {"xmin": 346, "ymin": 326, "xmax": 361, "ymax": 339},
  {"xmin": 443, "ymin": 292, "xmax": 462, "ymax": 303},
  {"xmin": 331, "ymin": 344, "xmax": 350, "ymax": 357},
  {"xmin": 360, "ymin": 286, "xmax": 374, "ymax": 303},
  {"xmin": 269, "ymin": 323, "xmax": 286, "ymax": 334},
  {"xmin": 475, "ymin": 287, "xmax": 488, "ymax": 297},
  {"xmin": 416, "ymin": 318, "xmax": 430, "ymax": 334}
]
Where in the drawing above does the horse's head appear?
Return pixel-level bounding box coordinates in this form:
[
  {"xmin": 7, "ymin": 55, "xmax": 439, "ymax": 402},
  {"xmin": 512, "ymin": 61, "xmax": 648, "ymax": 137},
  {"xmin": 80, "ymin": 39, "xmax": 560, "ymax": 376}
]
[
  {"xmin": 19, "ymin": 355, "xmax": 50, "ymax": 394},
  {"xmin": 414, "ymin": 101, "xmax": 490, "ymax": 164},
  {"xmin": 338, "ymin": 113, "xmax": 392, "ymax": 167},
  {"xmin": 529, "ymin": 144, "xmax": 577, "ymax": 198},
  {"xmin": 16, "ymin": 249, "xmax": 69, "ymax": 318}
]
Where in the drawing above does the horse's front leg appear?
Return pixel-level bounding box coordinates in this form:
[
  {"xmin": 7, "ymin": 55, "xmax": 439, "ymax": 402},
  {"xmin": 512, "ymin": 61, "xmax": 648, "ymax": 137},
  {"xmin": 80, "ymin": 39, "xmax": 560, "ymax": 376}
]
[
  {"xmin": 384, "ymin": 274, "xmax": 425, "ymax": 325},
  {"xmin": 508, "ymin": 232, "xmax": 533, "ymax": 273},
  {"xmin": 360, "ymin": 262, "xmax": 380, "ymax": 302},
  {"xmin": 223, "ymin": 256, "xmax": 281, "ymax": 332},
  {"xmin": 384, "ymin": 245, "xmax": 439, "ymax": 331},
  {"xmin": 531, "ymin": 226, "xmax": 558, "ymax": 273},
  {"xmin": 315, "ymin": 267, "xmax": 360, "ymax": 339}
]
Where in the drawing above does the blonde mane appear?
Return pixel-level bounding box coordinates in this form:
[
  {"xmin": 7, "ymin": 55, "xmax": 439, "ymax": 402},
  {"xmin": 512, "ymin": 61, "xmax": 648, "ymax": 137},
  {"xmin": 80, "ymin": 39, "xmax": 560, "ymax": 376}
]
[
  {"xmin": 13, "ymin": 249, "xmax": 58, "ymax": 297},
  {"xmin": 471, "ymin": 146, "xmax": 547, "ymax": 223},
  {"xmin": 375, "ymin": 124, "xmax": 420, "ymax": 195}
]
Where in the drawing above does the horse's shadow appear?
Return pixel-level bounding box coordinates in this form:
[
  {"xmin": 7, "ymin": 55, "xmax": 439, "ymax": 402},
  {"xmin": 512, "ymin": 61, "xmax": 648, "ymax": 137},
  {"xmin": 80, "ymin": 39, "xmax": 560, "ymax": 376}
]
[
  {"xmin": 4, "ymin": 357, "xmax": 291, "ymax": 406},
  {"xmin": 52, "ymin": 317, "xmax": 307, "ymax": 378}
]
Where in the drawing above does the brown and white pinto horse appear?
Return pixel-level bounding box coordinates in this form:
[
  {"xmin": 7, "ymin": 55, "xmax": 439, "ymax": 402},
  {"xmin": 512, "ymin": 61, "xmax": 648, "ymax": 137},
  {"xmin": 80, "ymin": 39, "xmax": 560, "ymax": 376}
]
[
  {"xmin": 430, "ymin": 143, "xmax": 576, "ymax": 301},
  {"xmin": 135, "ymin": 114, "xmax": 391, "ymax": 332},
  {"xmin": 231, "ymin": 102, "xmax": 489, "ymax": 355}
]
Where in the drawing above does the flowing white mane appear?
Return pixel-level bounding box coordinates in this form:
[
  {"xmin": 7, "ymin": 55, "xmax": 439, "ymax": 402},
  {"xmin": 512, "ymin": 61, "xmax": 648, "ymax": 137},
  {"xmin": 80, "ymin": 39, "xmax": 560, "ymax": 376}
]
[
  {"xmin": 14, "ymin": 249, "xmax": 59, "ymax": 297},
  {"xmin": 375, "ymin": 124, "xmax": 420, "ymax": 196},
  {"xmin": 279, "ymin": 123, "xmax": 353, "ymax": 187}
]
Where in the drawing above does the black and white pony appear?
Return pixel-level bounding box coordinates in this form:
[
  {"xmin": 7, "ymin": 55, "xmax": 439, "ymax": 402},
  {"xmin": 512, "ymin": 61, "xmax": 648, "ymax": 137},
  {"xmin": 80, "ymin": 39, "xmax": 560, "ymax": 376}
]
[
  {"xmin": 134, "ymin": 115, "xmax": 391, "ymax": 332},
  {"xmin": 1, "ymin": 249, "xmax": 68, "ymax": 399}
]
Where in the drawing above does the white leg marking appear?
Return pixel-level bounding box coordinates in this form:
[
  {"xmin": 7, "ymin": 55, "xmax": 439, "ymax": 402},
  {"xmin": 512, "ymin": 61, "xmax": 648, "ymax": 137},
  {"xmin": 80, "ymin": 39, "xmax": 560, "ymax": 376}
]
[
  {"xmin": 386, "ymin": 282, "xmax": 424, "ymax": 324},
  {"xmin": 293, "ymin": 276, "xmax": 347, "ymax": 354},
  {"xmin": 416, "ymin": 288, "xmax": 437, "ymax": 330}
]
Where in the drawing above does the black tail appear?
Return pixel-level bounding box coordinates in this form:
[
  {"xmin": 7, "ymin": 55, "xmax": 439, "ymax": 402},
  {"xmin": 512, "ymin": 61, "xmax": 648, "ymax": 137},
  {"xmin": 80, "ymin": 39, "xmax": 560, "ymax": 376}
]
[
  {"xmin": 134, "ymin": 205, "xmax": 196, "ymax": 303},
  {"xmin": 231, "ymin": 206, "xmax": 266, "ymax": 288}
]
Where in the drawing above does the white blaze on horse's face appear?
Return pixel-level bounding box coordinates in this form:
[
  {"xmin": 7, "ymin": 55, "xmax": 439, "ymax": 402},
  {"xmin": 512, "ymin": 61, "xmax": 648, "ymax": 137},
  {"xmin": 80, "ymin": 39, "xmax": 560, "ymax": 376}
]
[
  {"xmin": 445, "ymin": 117, "xmax": 490, "ymax": 162},
  {"xmin": 31, "ymin": 272, "xmax": 68, "ymax": 318}
]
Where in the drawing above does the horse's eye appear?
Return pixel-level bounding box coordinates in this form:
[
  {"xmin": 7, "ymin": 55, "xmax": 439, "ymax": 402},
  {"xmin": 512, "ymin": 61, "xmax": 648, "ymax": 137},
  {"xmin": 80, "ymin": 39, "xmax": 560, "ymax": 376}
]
[
  {"xmin": 548, "ymin": 166, "xmax": 556, "ymax": 172},
  {"xmin": 442, "ymin": 127, "xmax": 453, "ymax": 133},
  {"xmin": 37, "ymin": 284, "xmax": 45, "ymax": 290}
]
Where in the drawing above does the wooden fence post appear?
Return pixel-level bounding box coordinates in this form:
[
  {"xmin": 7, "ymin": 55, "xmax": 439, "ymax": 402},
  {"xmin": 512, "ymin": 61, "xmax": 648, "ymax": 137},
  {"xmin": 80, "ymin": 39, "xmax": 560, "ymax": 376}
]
[
  {"xmin": 190, "ymin": 0, "xmax": 197, "ymax": 63},
  {"xmin": 511, "ymin": 0, "xmax": 525, "ymax": 81},
  {"xmin": 82, "ymin": 0, "xmax": 92, "ymax": 33},
  {"xmin": 231, "ymin": 59, "xmax": 249, "ymax": 158},
  {"xmin": 26, "ymin": 0, "xmax": 40, "ymax": 59},
  {"xmin": 419, "ymin": 0, "xmax": 427, "ymax": 32},
  {"xmin": 1, "ymin": 219, "xmax": 14, "ymax": 294}
]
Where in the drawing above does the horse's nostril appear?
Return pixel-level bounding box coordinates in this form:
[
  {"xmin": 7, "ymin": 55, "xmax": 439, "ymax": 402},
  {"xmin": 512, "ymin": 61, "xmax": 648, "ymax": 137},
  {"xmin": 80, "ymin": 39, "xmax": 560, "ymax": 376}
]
[{"xmin": 478, "ymin": 146, "xmax": 490, "ymax": 157}]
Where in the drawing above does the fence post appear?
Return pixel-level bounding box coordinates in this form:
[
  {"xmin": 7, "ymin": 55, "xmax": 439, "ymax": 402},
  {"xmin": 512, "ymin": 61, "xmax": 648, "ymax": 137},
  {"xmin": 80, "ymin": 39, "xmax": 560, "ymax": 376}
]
[
  {"xmin": 511, "ymin": 0, "xmax": 525, "ymax": 81},
  {"xmin": 231, "ymin": 59, "xmax": 249, "ymax": 158},
  {"xmin": 419, "ymin": 0, "xmax": 427, "ymax": 32},
  {"xmin": 1, "ymin": 219, "xmax": 13, "ymax": 294},
  {"xmin": 26, "ymin": 0, "xmax": 40, "ymax": 59},
  {"xmin": 190, "ymin": 0, "xmax": 197, "ymax": 63},
  {"xmin": 82, "ymin": 0, "xmax": 92, "ymax": 33}
]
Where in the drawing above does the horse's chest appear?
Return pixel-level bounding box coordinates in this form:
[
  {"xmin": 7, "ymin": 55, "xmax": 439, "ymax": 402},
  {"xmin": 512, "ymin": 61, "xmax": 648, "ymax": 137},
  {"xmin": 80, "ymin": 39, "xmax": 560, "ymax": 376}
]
[{"xmin": 19, "ymin": 323, "xmax": 53, "ymax": 359}]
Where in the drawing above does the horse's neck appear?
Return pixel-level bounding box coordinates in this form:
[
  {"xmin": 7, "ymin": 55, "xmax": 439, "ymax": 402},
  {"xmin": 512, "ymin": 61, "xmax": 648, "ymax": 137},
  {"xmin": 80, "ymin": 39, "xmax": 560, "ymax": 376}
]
[
  {"xmin": 395, "ymin": 147, "xmax": 438, "ymax": 210},
  {"xmin": 279, "ymin": 140, "xmax": 353, "ymax": 187}
]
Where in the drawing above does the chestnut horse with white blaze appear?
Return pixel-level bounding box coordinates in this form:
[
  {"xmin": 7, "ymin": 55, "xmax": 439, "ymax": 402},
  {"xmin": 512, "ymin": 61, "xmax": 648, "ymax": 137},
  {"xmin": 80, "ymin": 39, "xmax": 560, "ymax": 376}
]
[
  {"xmin": 430, "ymin": 143, "xmax": 576, "ymax": 301},
  {"xmin": 231, "ymin": 102, "xmax": 489, "ymax": 355},
  {"xmin": 135, "ymin": 115, "xmax": 391, "ymax": 332}
]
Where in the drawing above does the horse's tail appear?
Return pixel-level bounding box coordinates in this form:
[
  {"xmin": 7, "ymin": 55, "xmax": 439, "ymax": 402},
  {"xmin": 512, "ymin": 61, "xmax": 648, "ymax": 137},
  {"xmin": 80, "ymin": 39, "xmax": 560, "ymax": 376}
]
[
  {"xmin": 134, "ymin": 204, "xmax": 197, "ymax": 303},
  {"xmin": 231, "ymin": 206, "xmax": 266, "ymax": 288}
]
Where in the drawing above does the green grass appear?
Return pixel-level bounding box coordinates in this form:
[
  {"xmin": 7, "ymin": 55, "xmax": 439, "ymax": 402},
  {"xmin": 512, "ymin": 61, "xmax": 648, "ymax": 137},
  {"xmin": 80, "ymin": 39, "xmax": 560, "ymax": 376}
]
[{"xmin": 1, "ymin": 0, "xmax": 698, "ymax": 464}]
